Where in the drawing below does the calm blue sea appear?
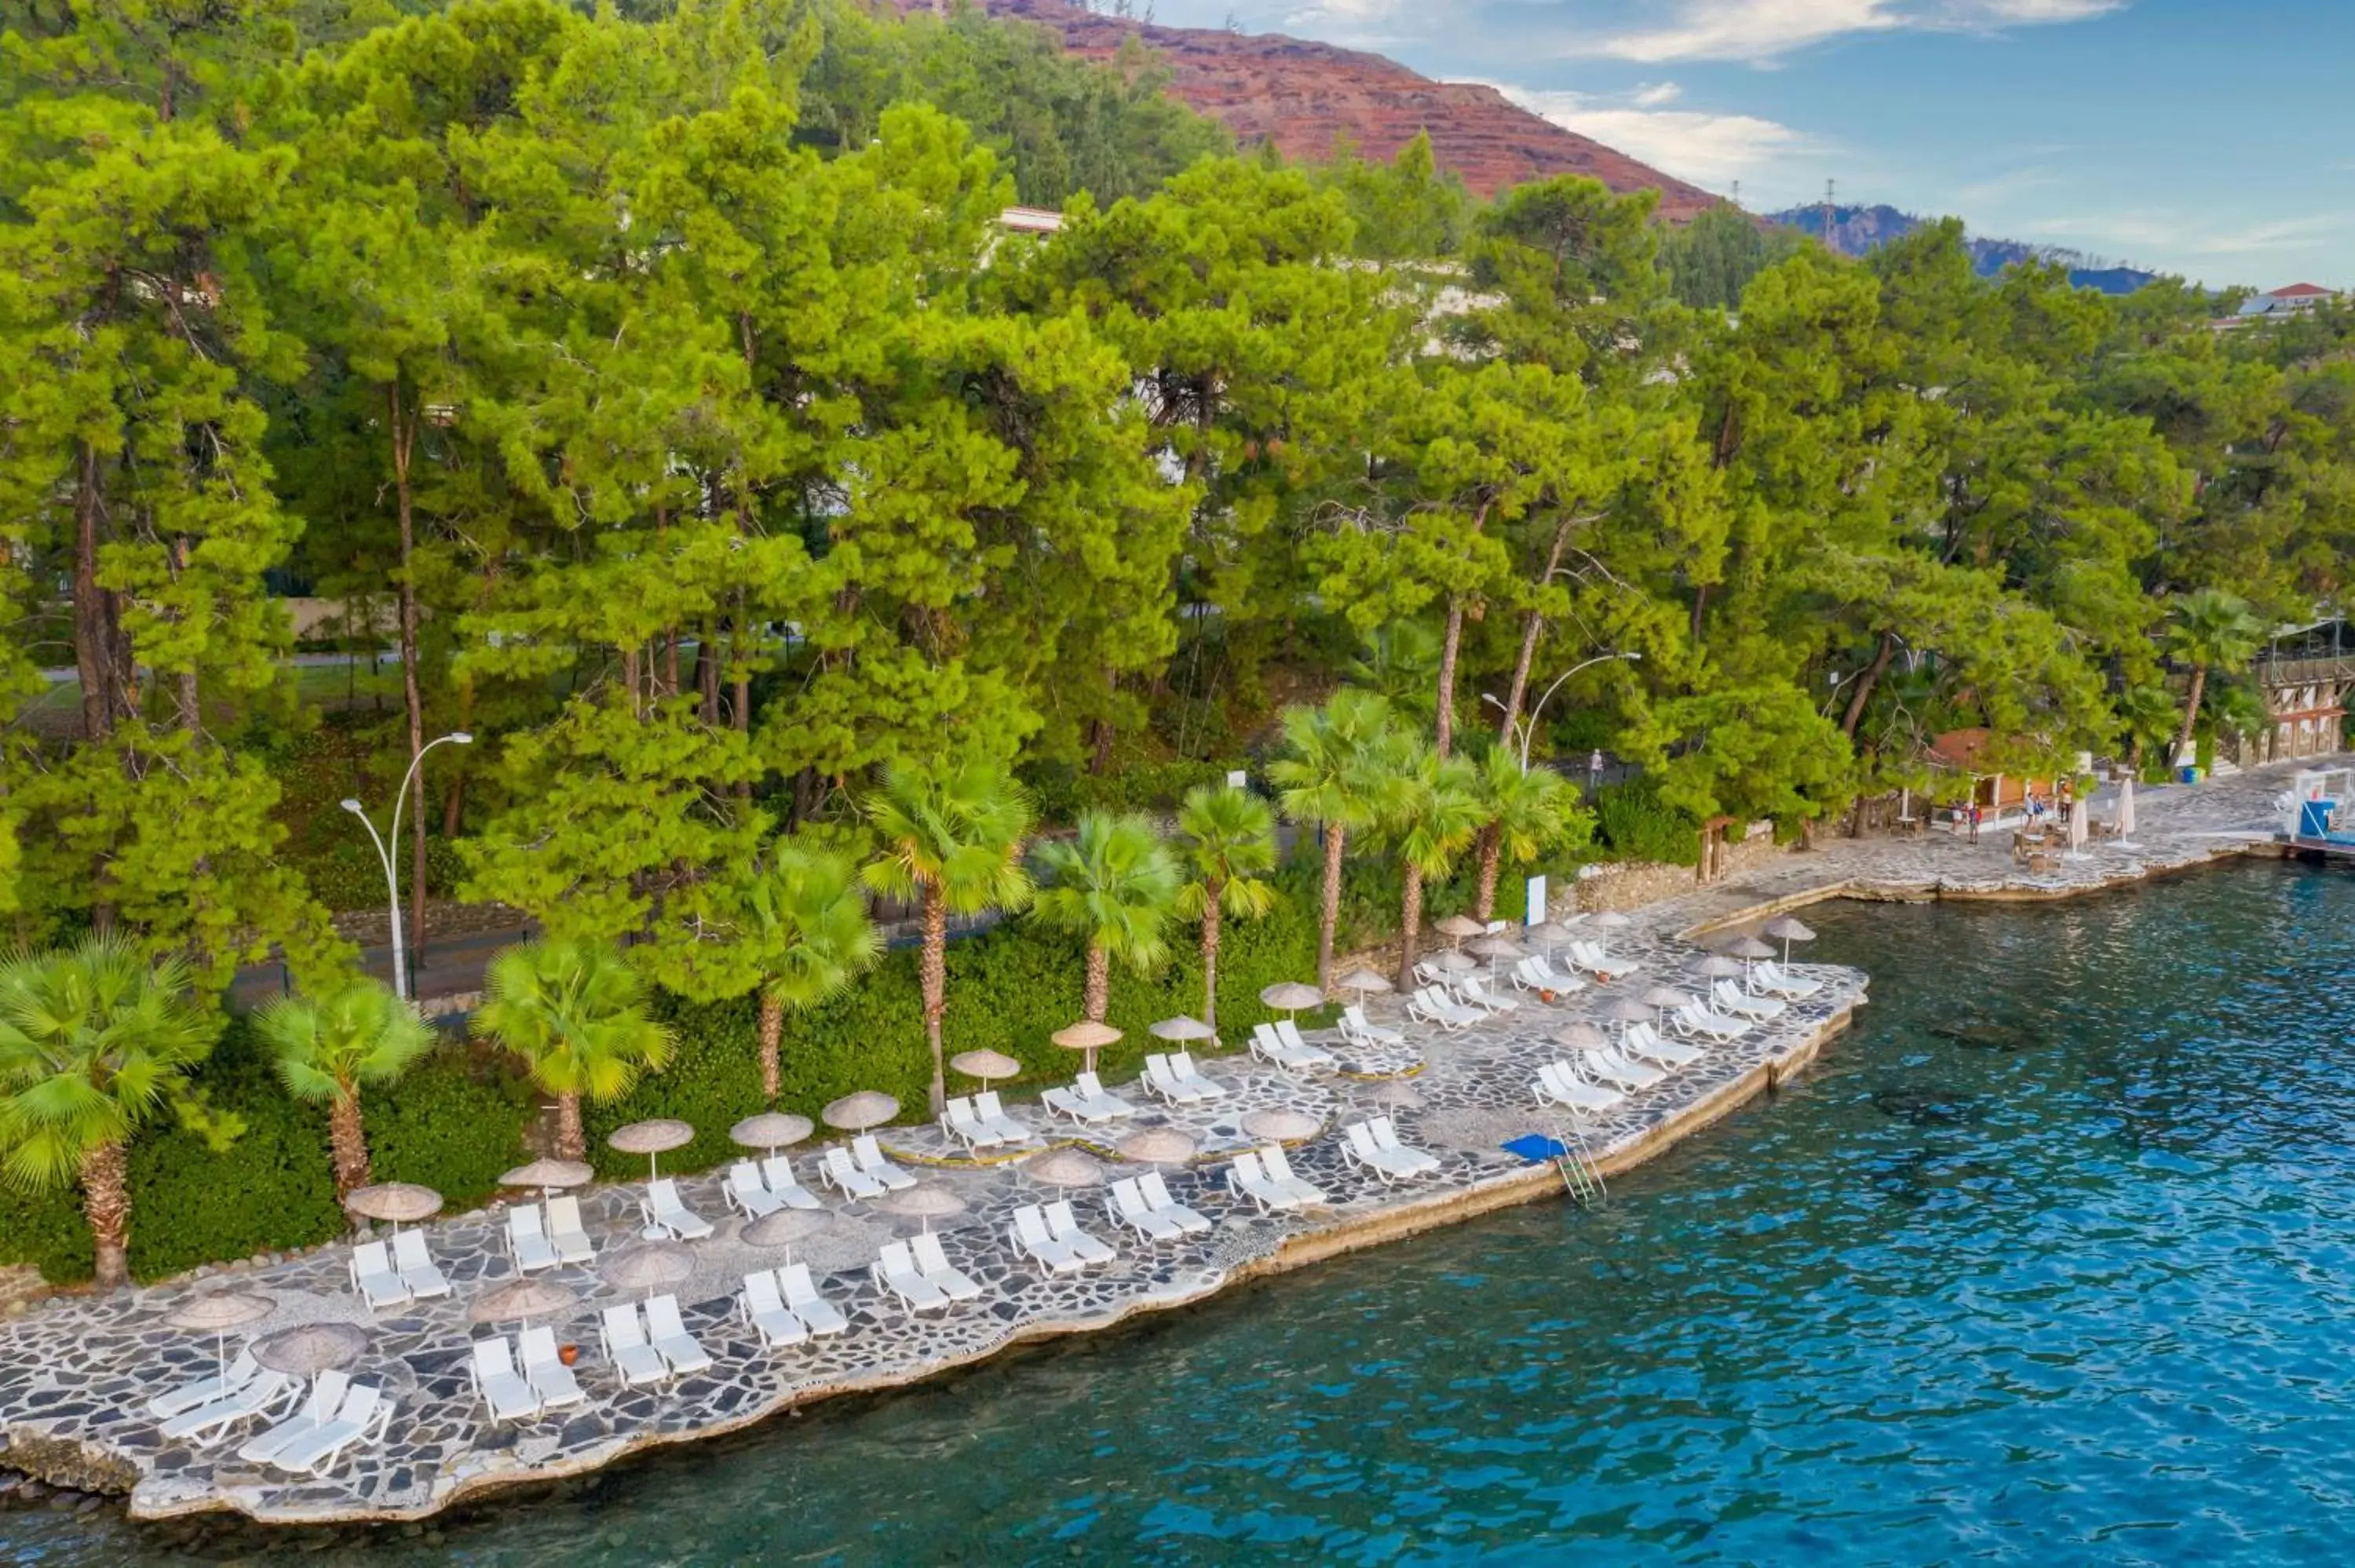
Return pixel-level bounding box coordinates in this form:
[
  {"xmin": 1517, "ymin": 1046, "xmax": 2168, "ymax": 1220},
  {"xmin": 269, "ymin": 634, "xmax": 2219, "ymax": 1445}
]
[{"xmin": 10, "ymin": 858, "xmax": 2354, "ymax": 1565}]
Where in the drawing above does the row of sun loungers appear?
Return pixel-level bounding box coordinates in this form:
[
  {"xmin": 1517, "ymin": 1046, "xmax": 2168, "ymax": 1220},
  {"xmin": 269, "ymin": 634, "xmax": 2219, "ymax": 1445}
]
[
  {"xmin": 1142, "ymin": 1051, "xmax": 1225, "ymax": 1103},
  {"xmin": 239, "ymin": 1373, "xmax": 391, "ymax": 1475},
  {"xmin": 601, "ymin": 1296, "xmax": 714, "ymax": 1387},
  {"xmin": 942, "ymin": 1092, "xmax": 1034, "ymax": 1150},
  {"xmin": 472, "ymin": 1326, "xmax": 590, "ymax": 1422},
  {"xmin": 349, "ymin": 1232, "xmax": 451, "ymax": 1311},
  {"xmin": 1227, "ymin": 1144, "xmax": 1327, "ymax": 1211},
  {"xmin": 1251, "ymin": 1021, "xmax": 1335, "ymax": 1073},
  {"xmin": 741, "ymin": 1263, "xmax": 851, "ymax": 1348},
  {"xmin": 1009, "ymin": 1202, "xmax": 1117, "ymax": 1273},
  {"xmin": 506, "ymin": 1198, "xmax": 598, "ymax": 1271},
  {"xmin": 1341, "ymin": 1118, "xmax": 1441, "ymax": 1183},
  {"xmin": 1108, "ymin": 1173, "xmax": 1210, "ymax": 1240},
  {"xmin": 871, "ymin": 1234, "xmax": 984, "ymax": 1312}
]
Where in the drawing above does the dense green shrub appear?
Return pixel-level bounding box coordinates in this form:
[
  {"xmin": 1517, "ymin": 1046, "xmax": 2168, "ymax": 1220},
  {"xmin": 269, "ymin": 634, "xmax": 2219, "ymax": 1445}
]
[
  {"xmin": 0, "ymin": 1026, "xmax": 534, "ymax": 1285},
  {"xmin": 1020, "ymin": 758, "xmax": 1240, "ymax": 826},
  {"xmin": 584, "ymin": 899, "xmax": 1320, "ymax": 1178},
  {"xmin": 1594, "ymin": 777, "xmax": 1700, "ymax": 866}
]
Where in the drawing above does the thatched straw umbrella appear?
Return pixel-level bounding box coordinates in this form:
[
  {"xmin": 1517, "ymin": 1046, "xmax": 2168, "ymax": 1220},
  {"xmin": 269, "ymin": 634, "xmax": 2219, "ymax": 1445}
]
[
  {"xmin": 606, "ymin": 1119, "xmax": 696, "ymax": 1182},
  {"xmin": 1242, "ymin": 1107, "xmax": 1322, "ymax": 1143},
  {"xmin": 1023, "ymin": 1147, "xmax": 1105, "ymax": 1188},
  {"xmin": 948, "ymin": 1050, "xmax": 1023, "ymax": 1088},
  {"xmin": 728, "ymin": 1113, "xmax": 814, "ymax": 1156},
  {"xmin": 600, "ymin": 1242, "xmax": 696, "ymax": 1300},
  {"xmin": 253, "ymin": 1322, "xmax": 369, "ymax": 1376},
  {"xmin": 878, "ymin": 1182, "xmax": 966, "ymax": 1232},
  {"xmin": 470, "ymin": 1278, "xmax": 579, "ymax": 1324},
  {"xmin": 1115, "ymin": 1126, "xmax": 1198, "ymax": 1165},
  {"xmin": 821, "ymin": 1092, "xmax": 900, "ymax": 1132},
  {"xmin": 499, "ymin": 1158, "xmax": 595, "ymax": 1197},
  {"xmin": 164, "ymin": 1291, "xmax": 273, "ymax": 1380},
  {"xmin": 341, "ymin": 1181, "xmax": 442, "ymax": 1234},
  {"xmin": 1050, "ymin": 1019, "xmax": 1123, "ymax": 1076},
  {"xmin": 1762, "ymin": 915, "xmax": 1816, "ymax": 965}
]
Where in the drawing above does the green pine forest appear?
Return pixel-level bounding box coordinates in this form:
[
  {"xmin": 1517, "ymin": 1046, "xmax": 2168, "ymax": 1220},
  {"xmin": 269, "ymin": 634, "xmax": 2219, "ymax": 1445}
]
[{"xmin": 1, "ymin": 0, "xmax": 2349, "ymax": 1286}]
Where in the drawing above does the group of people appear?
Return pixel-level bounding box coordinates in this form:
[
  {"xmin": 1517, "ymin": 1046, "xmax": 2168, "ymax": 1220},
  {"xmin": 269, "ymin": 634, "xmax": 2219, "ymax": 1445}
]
[{"xmin": 1961, "ymin": 779, "xmax": 2076, "ymax": 844}]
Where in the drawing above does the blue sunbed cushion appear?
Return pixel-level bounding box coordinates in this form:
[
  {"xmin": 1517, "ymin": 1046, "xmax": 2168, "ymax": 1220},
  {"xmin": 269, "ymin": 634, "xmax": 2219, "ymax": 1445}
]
[{"xmin": 1502, "ymin": 1134, "xmax": 1569, "ymax": 1164}]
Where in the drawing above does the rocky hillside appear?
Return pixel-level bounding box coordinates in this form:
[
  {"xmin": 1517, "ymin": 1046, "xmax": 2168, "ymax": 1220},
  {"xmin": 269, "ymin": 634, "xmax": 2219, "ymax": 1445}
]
[
  {"xmin": 1769, "ymin": 203, "xmax": 2159, "ymax": 294},
  {"xmin": 940, "ymin": 0, "xmax": 1722, "ymax": 214}
]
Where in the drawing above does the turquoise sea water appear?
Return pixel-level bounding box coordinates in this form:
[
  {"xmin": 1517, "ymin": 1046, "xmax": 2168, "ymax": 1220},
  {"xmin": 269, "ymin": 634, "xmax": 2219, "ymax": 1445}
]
[{"xmin": 9, "ymin": 859, "xmax": 2355, "ymax": 1565}]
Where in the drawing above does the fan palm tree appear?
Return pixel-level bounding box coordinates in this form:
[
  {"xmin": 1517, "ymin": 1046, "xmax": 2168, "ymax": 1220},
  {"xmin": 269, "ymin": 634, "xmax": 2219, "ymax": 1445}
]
[
  {"xmin": 2165, "ymin": 589, "xmax": 2266, "ymax": 760},
  {"xmin": 863, "ymin": 760, "xmax": 1035, "ymax": 1114},
  {"xmin": 0, "ymin": 936, "xmax": 217, "ymax": 1289},
  {"xmin": 1269, "ymin": 688, "xmax": 1401, "ymax": 988},
  {"xmin": 1386, "ymin": 742, "xmax": 1484, "ymax": 991},
  {"xmin": 1468, "ymin": 749, "xmax": 1585, "ymax": 922},
  {"xmin": 2115, "ymin": 683, "xmax": 2181, "ymax": 771},
  {"xmin": 743, "ymin": 843, "xmax": 881, "ymax": 1103},
  {"xmin": 1033, "ymin": 811, "xmax": 1182, "ymax": 1024},
  {"xmin": 254, "ymin": 978, "xmax": 433, "ymax": 1199},
  {"xmin": 473, "ymin": 939, "xmax": 674, "ymax": 1162},
  {"xmin": 1174, "ymin": 785, "xmax": 1279, "ymax": 1031}
]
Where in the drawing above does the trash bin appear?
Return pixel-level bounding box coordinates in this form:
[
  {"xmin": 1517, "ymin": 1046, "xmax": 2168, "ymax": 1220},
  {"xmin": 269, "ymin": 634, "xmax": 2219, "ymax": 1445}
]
[{"xmin": 2177, "ymin": 764, "xmax": 2200, "ymax": 785}]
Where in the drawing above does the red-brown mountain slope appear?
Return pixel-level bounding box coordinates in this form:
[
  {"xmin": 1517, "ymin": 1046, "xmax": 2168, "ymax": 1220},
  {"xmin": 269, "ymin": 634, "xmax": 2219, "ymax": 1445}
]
[{"xmin": 940, "ymin": 0, "xmax": 1720, "ymax": 214}]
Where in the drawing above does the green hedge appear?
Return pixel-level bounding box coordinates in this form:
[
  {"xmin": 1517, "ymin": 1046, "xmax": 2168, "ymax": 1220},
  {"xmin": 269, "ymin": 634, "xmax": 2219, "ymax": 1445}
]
[
  {"xmin": 1594, "ymin": 776, "xmax": 1700, "ymax": 866},
  {"xmin": 0, "ymin": 1026, "xmax": 535, "ymax": 1286},
  {"xmin": 584, "ymin": 900, "xmax": 1321, "ymax": 1179}
]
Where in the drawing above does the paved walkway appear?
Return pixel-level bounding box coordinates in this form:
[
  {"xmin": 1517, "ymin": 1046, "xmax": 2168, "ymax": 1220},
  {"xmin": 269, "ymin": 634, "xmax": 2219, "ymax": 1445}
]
[{"xmin": 0, "ymin": 756, "xmax": 2330, "ymax": 1526}]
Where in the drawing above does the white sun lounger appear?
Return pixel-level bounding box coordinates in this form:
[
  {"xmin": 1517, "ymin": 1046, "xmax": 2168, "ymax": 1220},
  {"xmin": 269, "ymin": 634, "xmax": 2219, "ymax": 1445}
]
[
  {"xmin": 1457, "ymin": 976, "xmax": 1521, "ymax": 1015},
  {"xmin": 1513, "ymin": 956, "xmax": 1584, "ymax": 994},
  {"xmin": 390, "ymin": 1229, "xmax": 452, "ymax": 1300},
  {"xmin": 1568, "ymin": 940, "xmax": 1639, "ymax": 982},
  {"xmin": 1274, "ymin": 1019, "xmax": 1338, "ymax": 1069},
  {"xmin": 873, "ymin": 1241, "xmax": 951, "ymax": 1313},
  {"xmin": 1714, "ymin": 979, "xmax": 1785, "ymax": 1021},
  {"xmin": 758, "ymin": 1156, "xmax": 826, "ymax": 1211},
  {"xmin": 546, "ymin": 1194, "xmax": 597, "ymax": 1264},
  {"xmin": 642, "ymin": 1178, "xmax": 715, "ymax": 1242},
  {"xmin": 644, "ymin": 1294, "xmax": 714, "ymax": 1376},
  {"xmin": 779, "ymin": 1262, "xmax": 849, "ymax": 1335},
  {"xmin": 1011, "ymin": 1204, "xmax": 1086, "ymax": 1273},
  {"xmin": 150, "ymin": 1347, "xmax": 259, "ymax": 1420},
  {"xmin": 237, "ymin": 1370, "xmax": 350, "ymax": 1464},
  {"xmin": 161, "ymin": 1368, "xmax": 297, "ymax": 1444},
  {"xmin": 1411, "ymin": 959, "xmax": 1460, "ymax": 990},
  {"xmin": 1044, "ymin": 1084, "xmax": 1115, "ymax": 1124},
  {"xmin": 1407, "ymin": 986, "xmax": 1482, "ymax": 1030},
  {"xmin": 741, "ymin": 1269, "xmax": 812, "ymax": 1349},
  {"xmin": 1754, "ymin": 961, "xmax": 1821, "ymax": 999},
  {"xmin": 1338, "ymin": 1005, "xmax": 1405, "ymax": 1048},
  {"xmin": 1343, "ymin": 1122, "xmax": 1426, "ymax": 1183},
  {"xmin": 600, "ymin": 1304, "xmax": 673, "ymax": 1387},
  {"xmin": 1534, "ymin": 1059, "xmax": 1623, "ymax": 1113},
  {"xmin": 349, "ymin": 1241, "xmax": 408, "ymax": 1311},
  {"xmin": 1369, "ymin": 1117, "xmax": 1440, "ymax": 1176},
  {"xmin": 1075, "ymin": 1071, "xmax": 1137, "ymax": 1118},
  {"xmin": 469, "ymin": 1336, "xmax": 544, "ymax": 1423},
  {"xmin": 519, "ymin": 1324, "xmax": 589, "ymax": 1411},
  {"xmin": 506, "ymin": 1203, "xmax": 562, "ymax": 1272},
  {"xmin": 1259, "ymin": 1144, "xmax": 1327, "ymax": 1205},
  {"xmin": 269, "ymin": 1384, "xmax": 389, "ymax": 1478},
  {"xmin": 1142, "ymin": 1053, "xmax": 1214, "ymax": 1104},
  {"xmin": 727, "ymin": 1161, "xmax": 786, "ymax": 1220},
  {"xmin": 1226, "ymin": 1150, "xmax": 1298, "ymax": 1212},
  {"xmin": 1671, "ymin": 1003, "xmax": 1749, "ymax": 1043},
  {"xmin": 1108, "ymin": 1178, "xmax": 1185, "ymax": 1242},
  {"xmin": 910, "ymin": 1231, "xmax": 985, "ymax": 1300},
  {"xmin": 820, "ymin": 1147, "xmax": 889, "ymax": 1200},
  {"xmin": 853, "ymin": 1133, "xmax": 919, "ymax": 1191},
  {"xmin": 971, "ymin": 1093, "xmax": 1034, "ymax": 1146},
  {"xmin": 940, "ymin": 1096, "xmax": 1004, "ymax": 1150},
  {"xmin": 1167, "ymin": 1052, "xmax": 1225, "ymax": 1099},
  {"xmin": 1623, "ymin": 1020, "xmax": 1704, "ymax": 1069},
  {"xmin": 1584, "ymin": 1045, "xmax": 1667, "ymax": 1091},
  {"xmin": 1139, "ymin": 1171, "xmax": 1210, "ymax": 1233},
  {"xmin": 1044, "ymin": 1200, "xmax": 1115, "ymax": 1264}
]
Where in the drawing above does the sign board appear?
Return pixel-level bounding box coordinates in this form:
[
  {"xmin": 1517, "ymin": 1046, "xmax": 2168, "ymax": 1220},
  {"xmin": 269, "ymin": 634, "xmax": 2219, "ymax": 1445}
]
[
  {"xmin": 1525, "ymin": 875, "xmax": 1547, "ymax": 928},
  {"xmin": 1226, "ymin": 770, "xmax": 1248, "ymax": 789}
]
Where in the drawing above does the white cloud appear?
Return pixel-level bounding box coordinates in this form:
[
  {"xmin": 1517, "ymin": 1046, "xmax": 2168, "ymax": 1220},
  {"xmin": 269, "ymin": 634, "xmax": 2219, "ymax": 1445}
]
[
  {"xmin": 1499, "ymin": 83, "xmax": 1821, "ymax": 189},
  {"xmin": 2022, "ymin": 210, "xmax": 2342, "ymax": 259},
  {"xmin": 1566, "ymin": 0, "xmax": 2127, "ymax": 65},
  {"xmin": 1630, "ymin": 81, "xmax": 1684, "ymax": 108}
]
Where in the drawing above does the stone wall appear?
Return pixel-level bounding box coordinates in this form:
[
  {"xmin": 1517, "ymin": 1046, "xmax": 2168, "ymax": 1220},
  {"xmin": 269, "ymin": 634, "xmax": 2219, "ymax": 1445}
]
[{"xmin": 1570, "ymin": 822, "xmax": 1787, "ymax": 914}]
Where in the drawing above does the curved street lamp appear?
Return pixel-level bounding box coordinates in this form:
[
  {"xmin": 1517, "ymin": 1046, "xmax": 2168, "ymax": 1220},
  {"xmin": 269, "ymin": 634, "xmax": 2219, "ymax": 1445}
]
[
  {"xmin": 342, "ymin": 731, "xmax": 472, "ymax": 1001},
  {"xmin": 1483, "ymin": 651, "xmax": 1642, "ymax": 771}
]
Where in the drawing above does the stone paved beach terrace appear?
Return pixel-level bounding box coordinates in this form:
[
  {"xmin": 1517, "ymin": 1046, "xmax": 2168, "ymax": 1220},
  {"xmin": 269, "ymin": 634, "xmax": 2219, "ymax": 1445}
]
[{"xmin": 0, "ymin": 758, "xmax": 2326, "ymax": 1527}]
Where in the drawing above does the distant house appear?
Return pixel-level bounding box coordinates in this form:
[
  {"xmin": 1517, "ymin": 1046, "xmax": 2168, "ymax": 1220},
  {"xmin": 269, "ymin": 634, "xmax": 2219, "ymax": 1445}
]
[
  {"xmin": 1926, "ymin": 728, "xmax": 2054, "ymax": 826},
  {"xmin": 2229, "ymin": 282, "xmax": 2341, "ymax": 323}
]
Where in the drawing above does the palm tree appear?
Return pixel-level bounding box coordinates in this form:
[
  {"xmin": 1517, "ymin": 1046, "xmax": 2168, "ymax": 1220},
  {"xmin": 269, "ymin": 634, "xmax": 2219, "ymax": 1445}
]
[
  {"xmin": 1174, "ymin": 785, "xmax": 1279, "ymax": 1031},
  {"xmin": 473, "ymin": 939, "xmax": 674, "ymax": 1162},
  {"xmin": 0, "ymin": 936, "xmax": 216, "ymax": 1289},
  {"xmin": 1468, "ymin": 749, "xmax": 1583, "ymax": 922},
  {"xmin": 2165, "ymin": 589, "xmax": 2266, "ymax": 762},
  {"xmin": 743, "ymin": 842, "xmax": 881, "ymax": 1103},
  {"xmin": 1386, "ymin": 742, "xmax": 1484, "ymax": 991},
  {"xmin": 254, "ymin": 978, "xmax": 433, "ymax": 1199},
  {"xmin": 1269, "ymin": 688, "xmax": 1400, "ymax": 988},
  {"xmin": 863, "ymin": 760, "xmax": 1035, "ymax": 1114},
  {"xmin": 1034, "ymin": 811, "xmax": 1183, "ymax": 1026}
]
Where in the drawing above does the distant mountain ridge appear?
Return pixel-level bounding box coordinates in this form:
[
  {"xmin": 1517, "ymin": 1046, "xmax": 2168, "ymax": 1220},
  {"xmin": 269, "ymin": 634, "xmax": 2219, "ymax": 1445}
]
[
  {"xmin": 1768, "ymin": 203, "xmax": 2160, "ymax": 294},
  {"xmin": 918, "ymin": 0, "xmax": 1722, "ymax": 214}
]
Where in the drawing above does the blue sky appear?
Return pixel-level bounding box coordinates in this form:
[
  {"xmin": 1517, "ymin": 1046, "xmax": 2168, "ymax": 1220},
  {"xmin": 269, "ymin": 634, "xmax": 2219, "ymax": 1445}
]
[{"xmin": 1141, "ymin": 0, "xmax": 2353, "ymax": 288}]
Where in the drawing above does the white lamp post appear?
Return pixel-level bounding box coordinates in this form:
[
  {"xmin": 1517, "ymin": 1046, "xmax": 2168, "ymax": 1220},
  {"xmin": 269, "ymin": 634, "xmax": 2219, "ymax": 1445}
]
[
  {"xmin": 1483, "ymin": 652, "xmax": 1642, "ymax": 771},
  {"xmin": 342, "ymin": 731, "xmax": 472, "ymax": 1001}
]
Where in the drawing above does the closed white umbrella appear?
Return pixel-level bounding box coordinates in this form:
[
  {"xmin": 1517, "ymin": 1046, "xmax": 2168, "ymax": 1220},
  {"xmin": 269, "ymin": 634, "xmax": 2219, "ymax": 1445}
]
[
  {"xmin": 2067, "ymin": 797, "xmax": 2088, "ymax": 855},
  {"xmin": 2116, "ymin": 776, "xmax": 2138, "ymax": 839}
]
